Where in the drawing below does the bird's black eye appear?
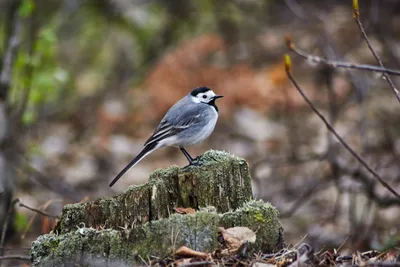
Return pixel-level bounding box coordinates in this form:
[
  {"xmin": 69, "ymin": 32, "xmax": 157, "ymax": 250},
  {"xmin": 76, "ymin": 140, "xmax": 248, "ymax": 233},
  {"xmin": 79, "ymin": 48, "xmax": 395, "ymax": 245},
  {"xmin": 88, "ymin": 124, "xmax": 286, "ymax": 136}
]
[{"xmin": 202, "ymin": 95, "xmax": 207, "ymax": 99}]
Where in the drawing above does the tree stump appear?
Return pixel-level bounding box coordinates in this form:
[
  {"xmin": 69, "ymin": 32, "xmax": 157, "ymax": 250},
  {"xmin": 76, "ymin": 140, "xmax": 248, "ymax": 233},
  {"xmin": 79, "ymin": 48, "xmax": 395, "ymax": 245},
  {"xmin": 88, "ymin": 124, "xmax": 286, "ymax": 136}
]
[{"xmin": 31, "ymin": 150, "xmax": 284, "ymax": 266}]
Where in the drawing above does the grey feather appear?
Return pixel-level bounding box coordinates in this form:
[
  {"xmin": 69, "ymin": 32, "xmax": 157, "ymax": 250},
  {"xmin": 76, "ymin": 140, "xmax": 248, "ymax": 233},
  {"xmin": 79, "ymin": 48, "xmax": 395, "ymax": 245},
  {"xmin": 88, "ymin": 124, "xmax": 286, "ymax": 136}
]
[{"xmin": 144, "ymin": 96, "xmax": 214, "ymax": 147}]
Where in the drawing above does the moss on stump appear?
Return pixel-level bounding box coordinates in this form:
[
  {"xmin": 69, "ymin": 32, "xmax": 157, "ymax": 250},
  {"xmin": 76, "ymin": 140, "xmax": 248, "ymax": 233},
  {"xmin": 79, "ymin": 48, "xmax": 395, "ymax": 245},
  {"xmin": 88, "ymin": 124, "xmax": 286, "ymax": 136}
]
[
  {"xmin": 31, "ymin": 212, "xmax": 220, "ymax": 267},
  {"xmin": 220, "ymin": 200, "xmax": 284, "ymax": 252},
  {"xmin": 55, "ymin": 150, "xmax": 252, "ymax": 234},
  {"xmin": 31, "ymin": 150, "xmax": 284, "ymax": 266}
]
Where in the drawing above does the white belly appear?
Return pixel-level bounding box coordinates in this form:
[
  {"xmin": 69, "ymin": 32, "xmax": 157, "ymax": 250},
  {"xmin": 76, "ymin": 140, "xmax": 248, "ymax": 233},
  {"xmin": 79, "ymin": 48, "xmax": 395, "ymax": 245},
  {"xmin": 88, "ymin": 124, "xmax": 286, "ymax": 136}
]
[{"xmin": 160, "ymin": 113, "xmax": 218, "ymax": 147}]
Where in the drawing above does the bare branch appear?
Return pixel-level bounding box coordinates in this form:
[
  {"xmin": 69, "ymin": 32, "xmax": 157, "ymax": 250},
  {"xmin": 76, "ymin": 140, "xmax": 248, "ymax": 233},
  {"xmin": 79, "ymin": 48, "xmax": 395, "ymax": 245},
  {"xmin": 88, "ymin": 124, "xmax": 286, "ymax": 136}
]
[
  {"xmin": 353, "ymin": 2, "xmax": 400, "ymax": 103},
  {"xmin": 280, "ymin": 180, "xmax": 330, "ymax": 218},
  {"xmin": 0, "ymin": 255, "xmax": 30, "ymax": 261},
  {"xmin": 284, "ymin": 55, "xmax": 400, "ymax": 199},
  {"xmin": 0, "ymin": 199, "xmax": 18, "ymax": 257},
  {"xmin": 285, "ymin": 37, "xmax": 400, "ymax": 76},
  {"xmin": 352, "ymin": 1, "xmax": 400, "ymax": 103},
  {"xmin": 335, "ymin": 160, "xmax": 400, "ymax": 207},
  {"xmin": 16, "ymin": 199, "xmax": 60, "ymax": 219}
]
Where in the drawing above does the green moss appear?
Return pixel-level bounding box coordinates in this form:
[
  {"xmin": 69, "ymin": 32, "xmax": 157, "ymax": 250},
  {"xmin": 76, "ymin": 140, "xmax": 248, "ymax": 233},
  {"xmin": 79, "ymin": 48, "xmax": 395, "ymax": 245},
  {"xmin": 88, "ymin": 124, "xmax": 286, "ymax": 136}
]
[
  {"xmin": 54, "ymin": 203, "xmax": 87, "ymax": 234},
  {"xmin": 176, "ymin": 150, "xmax": 253, "ymax": 212},
  {"xmin": 148, "ymin": 165, "xmax": 179, "ymax": 183},
  {"xmin": 220, "ymin": 200, "xmax": 283, "ymax": 253},
  {"xmin": 201, "ymin": 149, "xmax": 244, "ymax": 164},
  {"xmin": 32, "ymin": 212, "xmax": 220, "ymax": 266},
  {"xmin": 254, "ymin": 212, "xmax": 266, "ymax": 223},
  {"xmin": 53, "ymin": 150, "xmax": 253, "ymax": 235}
]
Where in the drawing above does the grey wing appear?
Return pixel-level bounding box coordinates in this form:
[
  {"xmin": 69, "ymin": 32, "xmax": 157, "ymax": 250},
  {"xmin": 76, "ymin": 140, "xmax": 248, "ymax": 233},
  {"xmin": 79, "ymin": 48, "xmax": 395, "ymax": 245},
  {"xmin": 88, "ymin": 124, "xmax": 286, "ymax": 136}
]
[{"xmin": 144, "ymin": 105, "xmax": 202, "ymax": 146}]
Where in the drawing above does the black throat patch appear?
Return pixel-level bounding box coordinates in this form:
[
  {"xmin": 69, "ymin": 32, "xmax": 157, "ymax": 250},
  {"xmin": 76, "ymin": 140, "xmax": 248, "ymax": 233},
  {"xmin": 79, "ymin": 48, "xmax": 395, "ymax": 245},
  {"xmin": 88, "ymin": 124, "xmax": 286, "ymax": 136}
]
[{"xmin": 207, "ymin": 98, "xmax": 218, "ymax": 112}]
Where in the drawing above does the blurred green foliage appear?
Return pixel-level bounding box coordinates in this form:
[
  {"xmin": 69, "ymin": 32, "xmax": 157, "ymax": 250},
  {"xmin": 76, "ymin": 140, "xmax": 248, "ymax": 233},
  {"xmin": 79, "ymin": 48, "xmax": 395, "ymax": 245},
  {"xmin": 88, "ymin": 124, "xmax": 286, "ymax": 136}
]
[
  {"xmin": 13, "ymin": 211, "xmax": 29, "ymax": 233},
  {"xmin": 10, "ymin": 0, "xmax": 69, "ymax": 124},
  {"xmin": 3, "ymin": 0, "xmax": 220, "ymax": 125}
]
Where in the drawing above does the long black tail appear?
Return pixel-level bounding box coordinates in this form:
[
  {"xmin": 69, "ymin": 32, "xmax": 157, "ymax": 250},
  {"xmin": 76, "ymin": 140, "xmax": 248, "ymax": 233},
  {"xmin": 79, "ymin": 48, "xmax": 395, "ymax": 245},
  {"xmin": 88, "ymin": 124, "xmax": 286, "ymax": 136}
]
[{"xmin": 109, "ymin": 142, "xmax": 158, "ymax": 187}]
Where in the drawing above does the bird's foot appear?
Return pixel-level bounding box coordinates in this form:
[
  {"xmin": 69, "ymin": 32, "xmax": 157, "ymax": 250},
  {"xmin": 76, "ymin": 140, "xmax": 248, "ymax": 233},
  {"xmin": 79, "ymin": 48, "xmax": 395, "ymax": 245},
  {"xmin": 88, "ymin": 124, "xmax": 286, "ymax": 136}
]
[{"xmin": 183, "ymin": 157, "xmax": 202, "ymax": 169}]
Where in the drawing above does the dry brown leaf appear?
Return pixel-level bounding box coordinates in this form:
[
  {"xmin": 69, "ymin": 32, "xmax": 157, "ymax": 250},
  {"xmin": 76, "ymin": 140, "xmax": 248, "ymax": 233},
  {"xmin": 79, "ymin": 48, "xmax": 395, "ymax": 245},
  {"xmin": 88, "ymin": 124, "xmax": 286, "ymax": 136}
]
[
  {"xmin": 219, "ymin": 226, "xmax": 256, "ymax": 254},
  {"xmin": 175, "ymin": 246, "xmax": 210, "ymax": 259},
  {"xmin": 174, "ymin": 207, "xmax": 196, "ymax": 214}
]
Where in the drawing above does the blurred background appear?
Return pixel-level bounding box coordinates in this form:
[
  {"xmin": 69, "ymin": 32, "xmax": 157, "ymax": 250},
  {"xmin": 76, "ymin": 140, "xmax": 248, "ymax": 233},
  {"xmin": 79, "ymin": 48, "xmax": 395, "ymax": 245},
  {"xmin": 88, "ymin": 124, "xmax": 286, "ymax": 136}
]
[{"xmin": 0, "ymin": 0, "xmax": 399, "ymax": 258}]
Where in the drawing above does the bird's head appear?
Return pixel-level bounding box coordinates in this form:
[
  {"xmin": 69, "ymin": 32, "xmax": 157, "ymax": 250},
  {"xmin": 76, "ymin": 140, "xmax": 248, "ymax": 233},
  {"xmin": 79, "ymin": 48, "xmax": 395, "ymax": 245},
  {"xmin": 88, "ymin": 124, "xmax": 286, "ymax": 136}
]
[{"xmin": 190, "ymin": 86, "xmax": 223, "ymax": 104}]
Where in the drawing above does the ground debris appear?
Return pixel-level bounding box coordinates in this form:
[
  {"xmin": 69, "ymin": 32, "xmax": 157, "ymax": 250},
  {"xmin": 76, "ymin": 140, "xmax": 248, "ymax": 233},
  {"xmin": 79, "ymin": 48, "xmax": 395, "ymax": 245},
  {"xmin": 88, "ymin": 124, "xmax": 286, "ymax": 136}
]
[{"xmin": 155, "ymin": 243, "xmax": 400, "ymax": 267}]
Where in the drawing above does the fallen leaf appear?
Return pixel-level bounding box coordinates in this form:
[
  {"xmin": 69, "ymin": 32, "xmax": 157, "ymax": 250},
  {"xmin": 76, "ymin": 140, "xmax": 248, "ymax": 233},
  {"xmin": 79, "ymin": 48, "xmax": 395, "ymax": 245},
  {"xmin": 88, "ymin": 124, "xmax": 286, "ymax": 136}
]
[
  {"xmin": 218, "ymin": 227, "xmax": 256, "ymax": 254},
  {"xmin": 174, "ymin": 207, "xmax": 196, "ymax": 214},
  {"xmin": 175, "ymin": 246, "xmax": 210, "ymax": 259}
]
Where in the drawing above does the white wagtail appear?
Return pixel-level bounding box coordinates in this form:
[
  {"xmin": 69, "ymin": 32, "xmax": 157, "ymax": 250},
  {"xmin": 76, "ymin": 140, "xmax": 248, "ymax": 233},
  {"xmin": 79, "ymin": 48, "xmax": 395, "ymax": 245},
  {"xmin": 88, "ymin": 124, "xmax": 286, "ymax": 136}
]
[{"xmin": 109, "ymin": 86, "xmax": 223, "ymax": 187}]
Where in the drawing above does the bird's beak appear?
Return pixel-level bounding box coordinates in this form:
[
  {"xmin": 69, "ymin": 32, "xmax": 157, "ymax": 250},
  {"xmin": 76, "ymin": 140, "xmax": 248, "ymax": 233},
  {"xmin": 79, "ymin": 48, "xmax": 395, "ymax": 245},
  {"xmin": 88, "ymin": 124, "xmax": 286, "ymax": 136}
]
[{"xmin": 213, "ymin": 95, "xmax": 224, "ymax": 100}]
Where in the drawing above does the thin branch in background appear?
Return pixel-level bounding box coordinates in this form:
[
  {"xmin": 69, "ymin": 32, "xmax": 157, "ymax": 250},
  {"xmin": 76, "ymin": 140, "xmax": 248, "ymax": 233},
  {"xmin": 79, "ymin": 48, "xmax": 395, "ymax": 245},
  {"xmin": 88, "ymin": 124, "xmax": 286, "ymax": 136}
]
[
  {"xmin": 335, "ymin": 160, "xmax": 400, "ymax": 207},
  {"xmin": 280, "ymin": 180, "xmax": 329, "ymax": 218},
  {"xmin": 20, "ymin": 199, "xmax": 62, "ymax": 239},
  {"xmin": 17, "ymin": 199, "xmax": 60, "ymax": 219},
  {"xmin": 1, "ymin": 198, "xmax": 60, "ymax": 255},
  {"xmin": 0, "ymin": 1, "xmax": 22, "ymax": 260},
  {"xmin": 0, "ymin": 255, "xmax": 30, "ymax": 261},
  {"xmin": 284, "ymin": 54, "xmax": 400, "ymax": 199},
  {"xmin": 0, "ymin": 199, "xmax": 18, "ymax": 257},
  {"xmin": 352, "ymin": 0, "xmax": 400, "ymax": 103},
  {"xmin": 251, "ymin": 152, "xmax": 326, "ymax": 186},
  {"xmin": 285, "ymin": 37, "xmax": 400, "ymax": 76},
  {"xmin": 6, "ymin": 149, "xmax": 83, "ymax": 201},
  {"xmin": 320, "ymin": 64, "xmax": 343, "ymax": 219}
]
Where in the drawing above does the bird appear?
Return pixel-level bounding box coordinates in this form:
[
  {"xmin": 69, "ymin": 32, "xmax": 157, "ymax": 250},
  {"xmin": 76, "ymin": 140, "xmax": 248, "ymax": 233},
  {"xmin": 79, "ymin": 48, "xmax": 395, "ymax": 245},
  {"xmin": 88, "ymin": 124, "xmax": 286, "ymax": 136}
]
[{"xmin": 109, "ymin": 86, "xmax": 223, "ymax": 187}]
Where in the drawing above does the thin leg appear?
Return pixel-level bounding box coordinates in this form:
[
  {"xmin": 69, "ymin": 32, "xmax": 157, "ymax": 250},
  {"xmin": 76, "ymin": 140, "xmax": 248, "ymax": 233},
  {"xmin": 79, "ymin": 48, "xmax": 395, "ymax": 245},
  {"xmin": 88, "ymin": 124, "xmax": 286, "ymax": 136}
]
[{"xmin": 180, "ymin": 147, "xmax": 194, "ymax": 163}]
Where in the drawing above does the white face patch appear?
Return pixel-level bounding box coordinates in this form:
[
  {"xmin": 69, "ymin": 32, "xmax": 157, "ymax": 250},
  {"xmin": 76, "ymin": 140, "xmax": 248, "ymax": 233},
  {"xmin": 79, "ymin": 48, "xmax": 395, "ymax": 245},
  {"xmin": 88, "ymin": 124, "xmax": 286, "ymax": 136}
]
[{"xmin": 195, "ymin": 90, "xmax": 216, "ymax": 103}]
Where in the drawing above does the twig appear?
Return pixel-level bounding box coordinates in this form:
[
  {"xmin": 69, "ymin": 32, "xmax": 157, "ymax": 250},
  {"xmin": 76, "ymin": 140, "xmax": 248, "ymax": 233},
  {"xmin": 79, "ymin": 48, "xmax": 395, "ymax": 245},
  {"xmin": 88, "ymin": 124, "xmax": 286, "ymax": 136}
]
[
  {"xmin": 352, "ymin": 0, "xmax": 400, "ymax": 103},
  {"xmin": 284, "ymin": 54, "xmax": 400, "ymax": 199},
  {"xmin": 21, "ymin": 198, "xmax": 62, "ymax": 239},
  {"xmin": 336, "ymin": 236, "xmax": 349, "ymax": 253},
  {"xmin": 0, "ymin": 255, "xmax": 30, "ymax": 261},
  {"xmin": 17, "ymin": 199, "xmax": 60, "ymax": 219},
  {"xmin": 334, "ymin": 160, "xmax": 400, "ymax": 207},
  {"xmin": 179, "ymin": 261, "xmax": 215, "ymax": 267},
  {"xmin": 280, "ymin": 180, "xmax": 329, "ymax": 218},
  {"xmin": 285, "ymin": 37, "xmax": 400, "ymax": 76},
  {"xmin": 293, "ymin": 234, "xmax": 308, "ymax": 249}
]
